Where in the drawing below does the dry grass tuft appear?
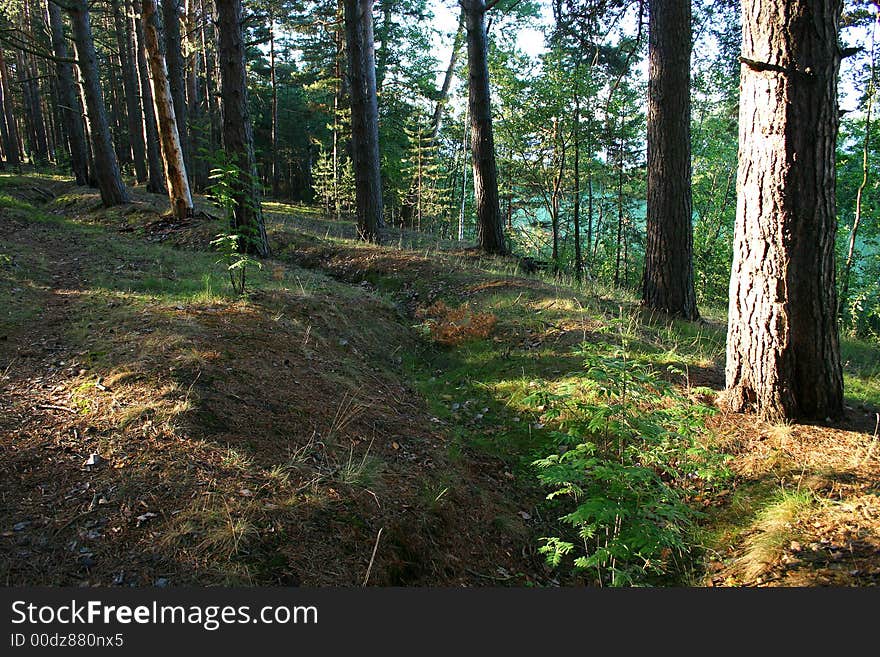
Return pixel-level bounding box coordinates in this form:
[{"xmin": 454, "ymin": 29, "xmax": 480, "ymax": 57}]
[{"xmin": 416, "ymin": 300, "xmax": 497, "ymax": 345}]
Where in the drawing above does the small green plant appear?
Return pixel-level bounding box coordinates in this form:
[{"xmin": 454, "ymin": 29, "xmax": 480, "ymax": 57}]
[
  {"xmin": 207, "ymin": 160, "xmax": 262, "ymax": 296},
  {"xmin": 210, "ymin": 232, "xmax": 261, "ymax": 296},
  {"xmin": 528, "ymin": 337, "xmax": 731, "ymax": 587}
]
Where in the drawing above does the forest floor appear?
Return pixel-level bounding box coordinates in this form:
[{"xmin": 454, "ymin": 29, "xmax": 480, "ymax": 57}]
[{"xmin": 1, "ymin": 172, "xmax": 879, "ymax": 587}]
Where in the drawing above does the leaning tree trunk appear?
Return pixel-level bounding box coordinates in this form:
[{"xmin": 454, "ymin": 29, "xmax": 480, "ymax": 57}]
[
  {"xmin": 48, "ymin": 1, "xmax": 89, "ymax": 186},
  {"xmin": 68, "ymin": 0, "xmax": 129, "ymax": 206},
  {"xmin": 725, "ymin": 0, "xmax": 844, "ymax": 421},
  {"xmin": 141, "ymin": 0, "xmax": 193, "ymax": 218},
  {"xmin": 216, "ymin": 0, "xmax": 270, "ymax": 256},
  {"xmin": 642, "ymin": 0, "xmax": 699, "ymax": 320},
  {"xmin": 343, "ymin": 0, "xmax": 383, "ymax": 243},
  {"xmin": 462, "ymin": 0, "xmax": 506, "ymax": 254},
  {"xmin": 432, "ymin": 9, "xmax": 465, "ymax": 139}
]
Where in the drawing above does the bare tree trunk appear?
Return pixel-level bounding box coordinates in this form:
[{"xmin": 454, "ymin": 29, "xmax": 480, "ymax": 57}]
[
  {"xmin": 461, "ymin": 0, "xmax": 505, "ymax": 254},
  {"xmin": 0, "ymin": 48, "xmax": 21, "ymax": 167},
  {"xmin": 201, "ymin": 0, "xmax": 222, "ymax": 154},
  {"xmin": 163, "ymin": 0, "xmax": 190, "ymax": 175},
  {"xmin": 112, "ymin": 0, "xmax": 148, "ymax": 183},
  {"xmin": 215, "ymin": 0, "xmax": 270, "ymax": 256},
  {"xmin": 573, "ymin": 71, "xmax": 582, "ymax": 281},
  {"xmin": 112, "ymin": 0, "xmax": 147, "ymax": 183},
  {"xmin": 269, "ymin": 8, "xmax": 279, "ymax": 198},
  {"xmin": 642, "ymin": 0, "xmax": 698, "ymax": 320},
  {"xmin": 102, "ymin": 10, "xmax": 128, "ymax": 166},
  {"xmin": 432, "ymin": 8, "xmax": 465, "ymax": 139},
  {"xmin": 68, "ymin": 0, "xmax": 129, "ymax": 206},
  {"xmin": 343, "ymin": 0, "xmax": 383, "ymax": 243},
  {"xmin": 17, "ymin": 48, "xmax": 50, "ymax": 165},
  {"xmin": 550, "ymin": 117, "xmax": 565, "ymax": 269},
  {"xmin": 725, "ymin": 0, "xmax": 844, "ymax": 420},
  {"xmin": 141, "ymin": 0, "xmax": 193, "ymax": 218},
  {"xmin": 840, "ymin": 20, "xmax": 876, "ymax": 325},
  {"xmin": 48, "ymin": 0, "xmax": 89, "ymax": 186},
  {"xmin": 133, "ymin": 0, "xmax": 166, "ymax": 193},
  {"xmin": 185, "ymin": 0, "xmax": 205, "ymax": 191}
]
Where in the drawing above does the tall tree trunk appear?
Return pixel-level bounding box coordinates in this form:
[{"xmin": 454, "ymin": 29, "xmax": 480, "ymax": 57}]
[
  {"xmin": 0, "ymin": 70, "xmax": 9, "ymax": 167},
  {"xmin": 200, "ymin": 0, "xmax": 220, "ymax": 153},
  {"xmin": 141, "ymin": 0, "xmax": 193, "ymax": 218},
  {"xmin": 840, "ymin": 20, "xmax": 876, "ymax": 325},
  {"xmin": 68, "ymin": 0, "xmax": 129, "ymax": 206},
  {"xmin": 102, "ymin": 11, "xmax": 128, "ymax": 166},
  {"xmin": 112, "ymin": 0, "xmax": 148, "ymax": 182},
  {"xmin": 0, "ymin": 48, "xmax": 21, "ymax": 167},
  {"xmin": 48, "ymin": 0, "xmax": 89, "ymax": 186},
  {"xmin": 269, "ymin": 9, "xmax": 279, "ymax": 198},
  {"xmin": 185, "ymin": 0, "xmax": 205, "ymax": 191},
  {"xmin": 215, "ymin": 0, "xmax": 270, "ymax": 256},
  {"xmin": 343, "ymin": 0, "xmax": 383, "ymax": 243},
  {"xmin": 461, "ymin": 0, "xmax": 505, "ymax": 254},
  {"xmin": 573, "ymin": 71, "xmax": 582, "ymax": 281},
  {"xmin": 17, "ymin": 48, "xmax": 50, "ymax": 165},
  {"xmin": 71, "ymin": 56, "xmax": 98, "ymax": 187},
  {"xmin": 163, "ymin": 0, "xmax": 190, "ymax": 175},
  {"xmin": 725, "ymin": 0, "xmax": 844, "ymax": 420},
  {"xmin": 133, "ymin": 0, "xmax": 166, "ymax": 193},
  {"xmin": 642, "ymin": 0, "xmax": 698, "ymax": 320}
]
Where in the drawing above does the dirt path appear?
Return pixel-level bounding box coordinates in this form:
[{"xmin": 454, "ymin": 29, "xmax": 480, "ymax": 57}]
[{"xmin": 1, "ymin": 182, "xmax": 548, "ymax": 587}]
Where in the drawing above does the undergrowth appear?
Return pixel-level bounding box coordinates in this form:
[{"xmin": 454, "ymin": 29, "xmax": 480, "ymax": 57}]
[{"xmin": 528, "ymin": 322, "xmax": 732, "ymax": 586}]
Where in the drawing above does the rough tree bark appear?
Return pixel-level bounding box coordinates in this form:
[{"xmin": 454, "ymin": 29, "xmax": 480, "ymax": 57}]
[
  {"xmin": 343, "ymin": 0, "xmax": 384, "ymax": 243},
  {"xmin": 216, "ymin": 0, "xmax": 270, "ymax": 256},
  {"xmin": 67, "ymin": 0, "xmax": 129, "ymax": 206},
  {"xmin": 141, "ymin": 0, "xmax": 193, "ymax": 218},
  {"xmin": 642, "ymin": 0, "xmax": 698, "ymax": 320},
  {"xmin": 132, "ymin": 0, "xmax": 166, "ymax": 193},
  {"xmin": 461, "ymin": 0, "xmax": 505, "ymax": 254},
  {"xmin": 725, "ymin": 0, "xmax": 844, "ymax": 420},
  {"xmin": 48, "ymin": 0, "xmax": 89, "ymax": 186}
]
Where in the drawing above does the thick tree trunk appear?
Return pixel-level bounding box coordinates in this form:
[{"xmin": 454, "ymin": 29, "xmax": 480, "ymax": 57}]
[
  {"xmin": 642, "ymin": 0, "xmax": 698, "ymax": 320},
  {"xmin": 141, "ymin": 0, "xmax": 193, "ymax": 218},
  {"xmin": 725, "ymin": 0, "xmax": 844, "ymax": 420},
  {"xmin": 133, "ymin": 0, "xmax": 166, "ymax": 193},
  {"xmin": 216, "ymin": 0, "xmax": 270, "ymax": 256},
  {"xmin": 48, "ymin": 1, "xmax": 89, "ymax": 186},
  {"xmin": 0, "ymin": 49, "xmax": 21, "ymax": 167},
  {"xmin": 163, "ymin": 0, "xmax": 190, "ymax": 174},
  {"xmin": 112, "ymin": 0, "xmax": 148, "ymax": 183},
  {"xmin": 461, "ymin": 0, "xmax": 505, "ymax": 254},
  {"xmin": 343, "ymin": 0, "xmax": 383, "ymax": 243},
  {"xmin": 68, "ymin": 0, "xmax": 129, "ymax": 206}
]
